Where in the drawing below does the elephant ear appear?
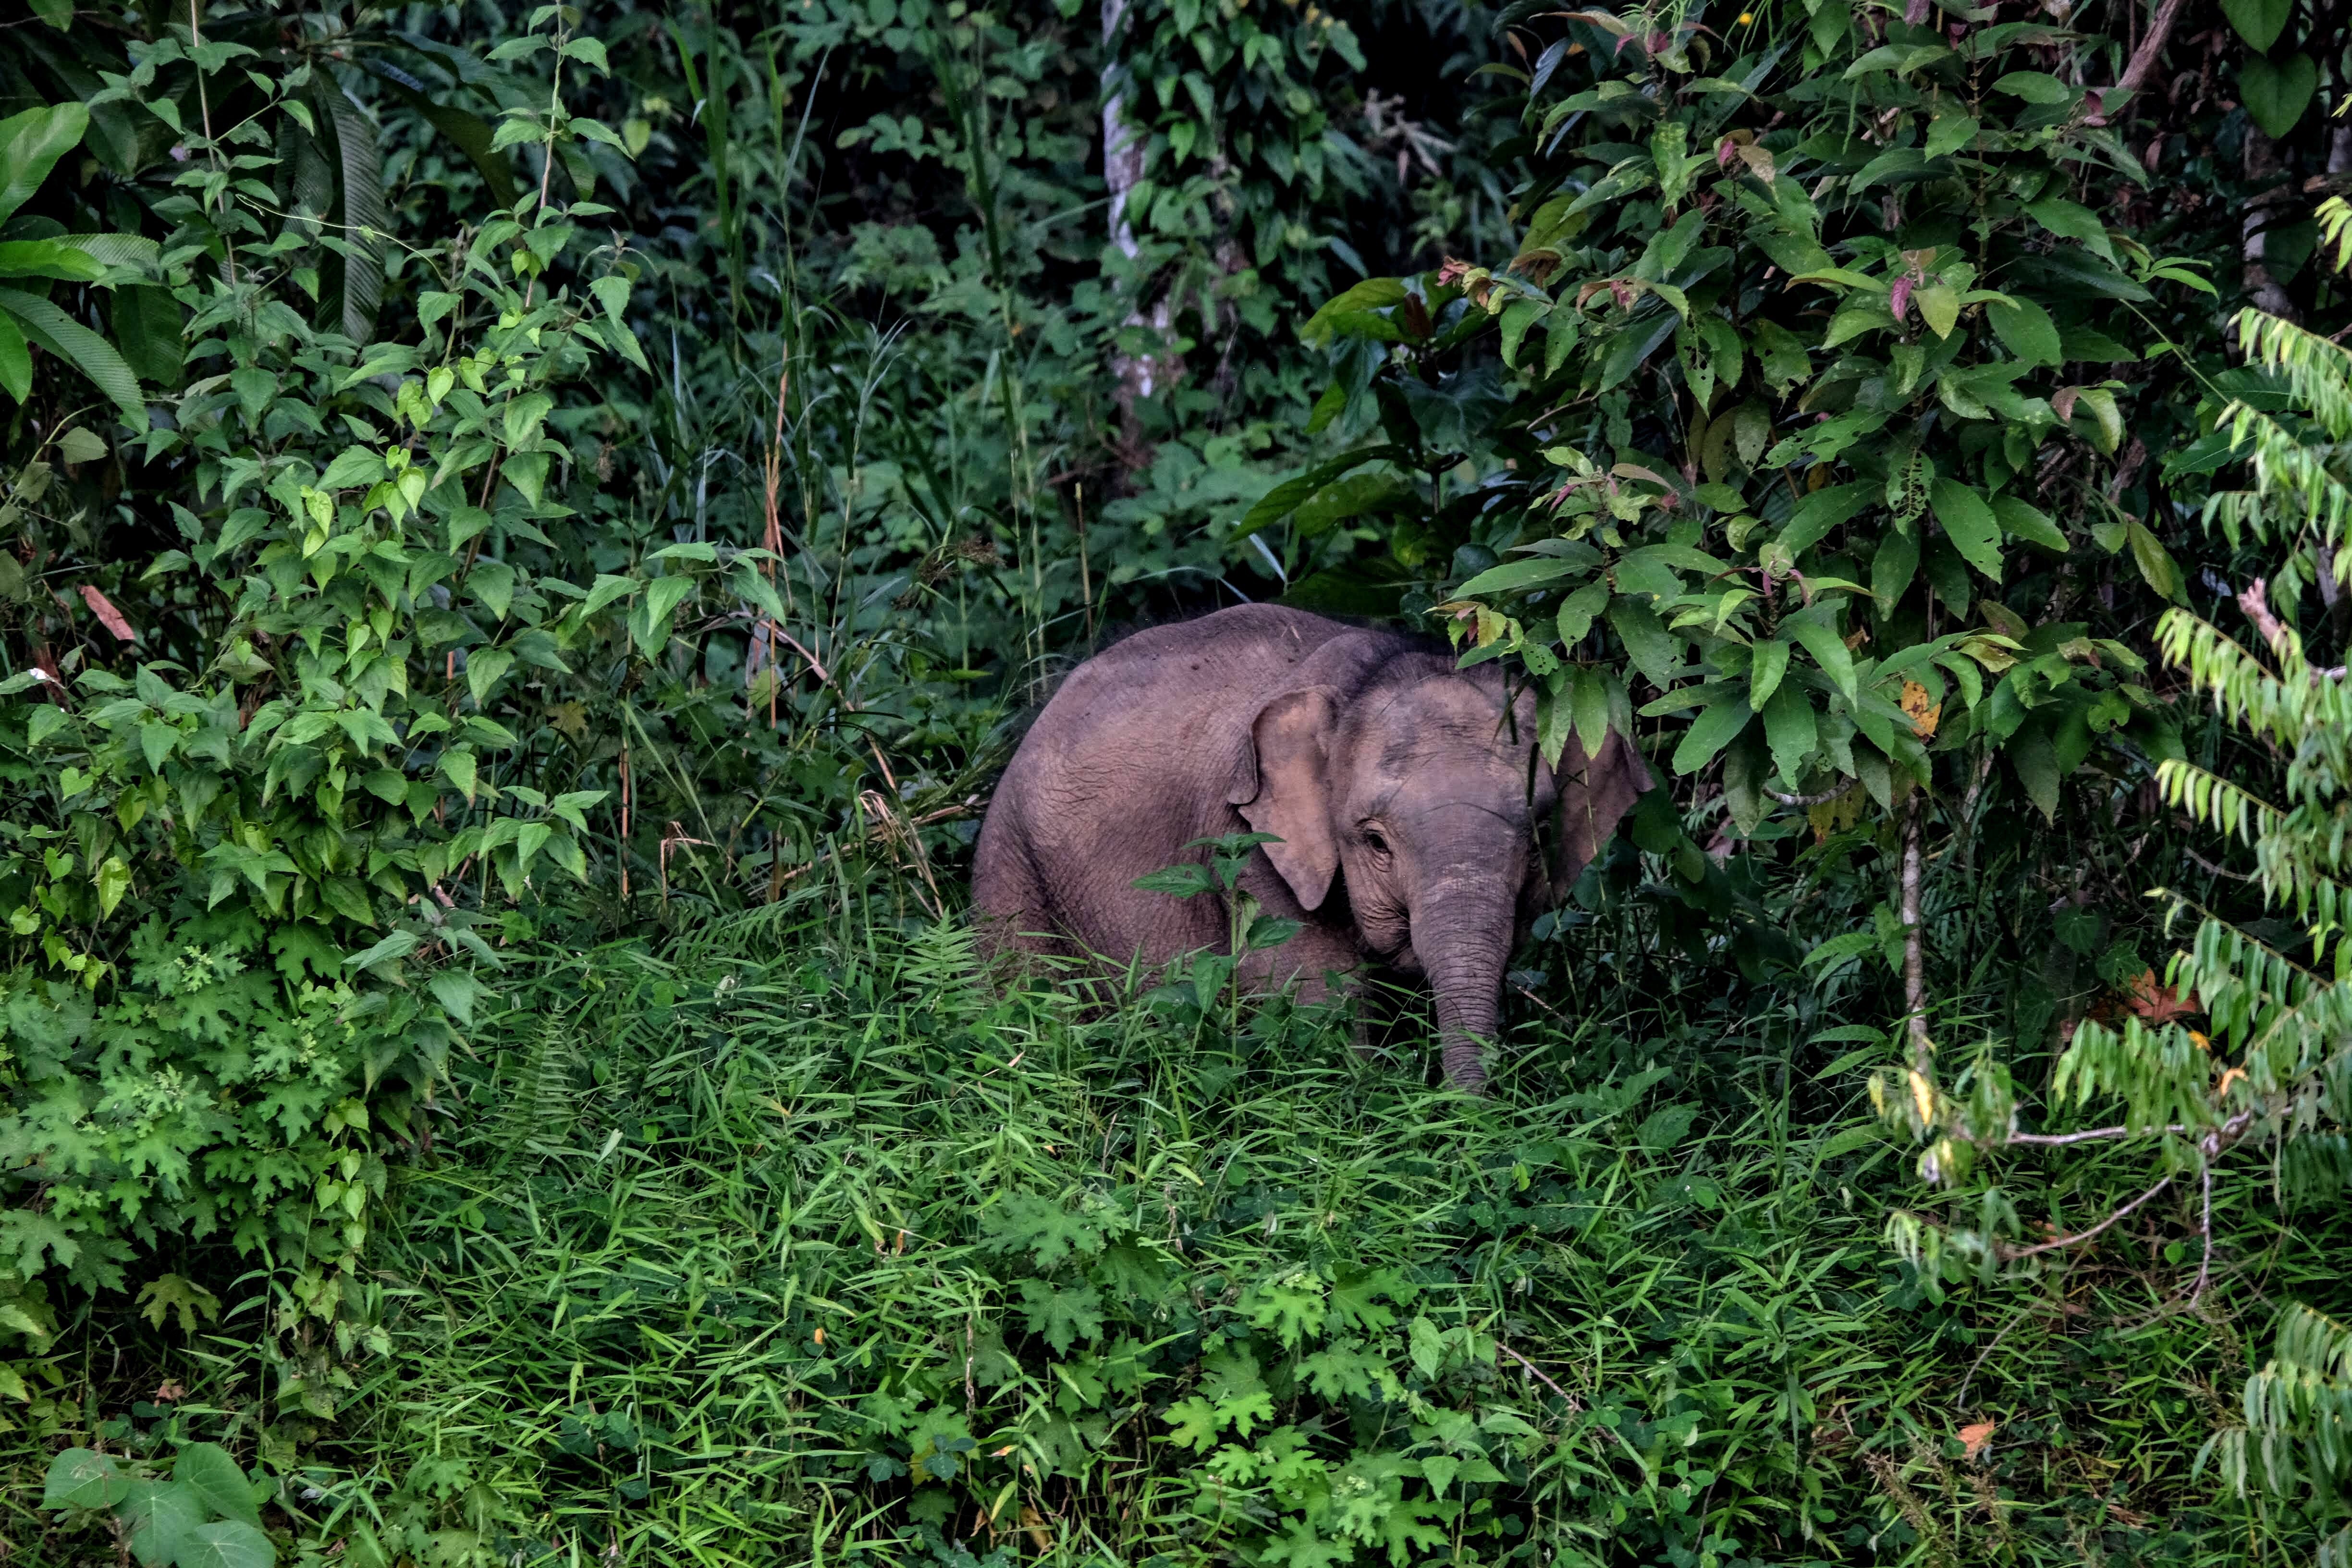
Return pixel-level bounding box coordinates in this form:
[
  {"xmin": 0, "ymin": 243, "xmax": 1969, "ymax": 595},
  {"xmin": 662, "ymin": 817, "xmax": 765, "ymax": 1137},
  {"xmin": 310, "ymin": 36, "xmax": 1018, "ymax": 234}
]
[
  {"xmin": 1553, "ymin": 728, "xmax": 1653, "ymax": 898},
  {"xmin": 1225, "ymin": 686, "xmax": 1340, "ymax": 912}
]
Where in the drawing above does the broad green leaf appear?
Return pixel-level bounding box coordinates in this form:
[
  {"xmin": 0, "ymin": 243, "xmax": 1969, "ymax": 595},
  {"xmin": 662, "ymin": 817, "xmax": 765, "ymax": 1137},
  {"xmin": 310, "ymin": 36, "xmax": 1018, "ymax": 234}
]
[
  {"xmin": 2126, "ymin": 519, "xmax": 2180, "ymax": 599},
  {"xmin": 639, "ymin": 575, "xmax": 697, "ymax": 651},
  {"xmin": 0, "ymin": 289, "xmax": 145, "ymax": 425},
  {"xmin": 94, "ymin": 855, "xmax": 129, "ymax": 916},
  {"xmin": 1300, "ymin": 278, "xmax": 1408, "ymax": 346},
  {"xmin": 56, "ymin": 426, "xmax": 107, "ymax": 464},
  {"xmin": 0, "ymin": 309, "xmax": 27, "ymax": 402},
  {"xmin": 514, "ymin": 820, "xmax": 552, "ymax": 874},
  {"xmin": 1570, "ymin": 664, "xmax": 1611, "ymax": 761},
  {"xmin": 44, "ymin": 1447, "xmax": 128, "ymax": 1510},
  {"xmin": 1786, "ymin": 616, "xmax": 1856, "ymax": 701},
  {"xmin": 1498, "ymin": 298, "xmax": 1547, "ymax": 368},
  {"xmin": 172, "ymin": 1442, "xmax": 258, "ymax": 1526},
  {"xmin": 0, "ymin": 239, "xmax": 104, "ymax": 282},
  {"xmin": 466, "ymin": 646, "xmax": 514, "ymax": 706},
  {"xmin": 1923, "ymin": 113, "xmax": 1978, "ymax": 159},
  {"xmin": 2240, "ymin": 52, "xmax": 2317, "ymax": 139},
  {"xmin": 1992, "ymin": 494, "xmax": 2068, "ymax": 551},
  {"xmin": 1872, "ymin": 527, "xmax": 1920, "ymax": 614},
  {"xmin": 1672, "ymin": 694, "xmax": 1752, "ymax": 775},
  {"xmin": 1930, "ymin": 478, "xmax": 2003, "ymax": 581},
  {"xmin": 317, "ymin": 445, "xmax": 386, "ymax": 490},
  {"xmin": 1748, "ymin": 638, "xmax": 1791, "ymax": 709},
  {"xmin": 1778, "ymin": 481, "xmax": 1874, "ymax": 558},
  {"xmin": 2222, "ymin": 0, "xmax": 2291, "ymax": 49},
  {"xmin": 0, "ymin": 104, "xmax": 89, "ymax": 227},
  {"xmin": 1555, "ymin": 579, "xmax": 1609, "ymax": 645},
  {"xmin": 1914, "ymin": 282, "xmax": 1960, "ymax": 340},
  {"xmin": 2010, "ymin": 723, "xmax": 2061, "ymax": 821},
  {"xmin": 1993, "ymin": 70, "xmax": 2073, "ymax": 103},
  {"xmin": 2024, "ymin": 197, "xmax": 2114, "ymax": 263},
  {"xmin": 1457, "ymin": 556, "xmax": 1579, "ymax": 597},
  {"xmin": 122, "ymin": 1480, "xmax": 203, "ymax": 1568},
  {"xmin": 177, "ymin": 1520, "xmax": 274, "ymax": 1568},
  {"xmin": 1987, "ymin": 297, "xmax": 2062, "ymax": 367},
  {"xmin": 1762, "ymin": 681, "xmax": 1817, "ymax": 784},
  {"xmin": 1607, "ymin": 598, "xmax": 1681, "ymax": 687},
  {"xmin": 429, "ymin": 968, "xmax": 483, "ymax": 1026},
  {"xmin": 2067, "ymin": 386, "xmax": 2124, "ymax": 453}
]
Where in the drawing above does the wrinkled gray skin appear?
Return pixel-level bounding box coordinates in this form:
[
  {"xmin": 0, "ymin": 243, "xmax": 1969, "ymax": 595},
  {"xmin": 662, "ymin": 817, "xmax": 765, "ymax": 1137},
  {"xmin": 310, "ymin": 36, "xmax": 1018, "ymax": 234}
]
[{"xmin": 973, "ymin": 605, "xmax": 1651, "ymax": 1090}]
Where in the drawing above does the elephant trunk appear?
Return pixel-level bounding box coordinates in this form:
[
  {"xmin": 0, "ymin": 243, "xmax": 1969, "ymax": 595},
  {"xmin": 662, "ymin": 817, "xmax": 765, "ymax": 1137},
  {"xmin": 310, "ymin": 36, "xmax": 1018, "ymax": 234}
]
[{"xmin": 1411, "ymin": 869, "xmax": 1519, "ymax": 1092}]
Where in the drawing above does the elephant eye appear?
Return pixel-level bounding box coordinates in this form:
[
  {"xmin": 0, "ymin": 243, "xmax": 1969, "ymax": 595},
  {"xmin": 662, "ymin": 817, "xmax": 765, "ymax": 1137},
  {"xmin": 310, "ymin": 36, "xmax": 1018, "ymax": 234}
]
[{"xmin": 1361, "ymin": 827, "xmax": 1390, "ymax": 856}]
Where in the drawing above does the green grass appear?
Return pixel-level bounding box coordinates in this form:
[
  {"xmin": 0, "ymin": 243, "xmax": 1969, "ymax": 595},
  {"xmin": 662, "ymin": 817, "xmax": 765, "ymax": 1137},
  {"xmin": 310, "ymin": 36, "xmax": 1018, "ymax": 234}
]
[{"xmin": 5, "ymin": 902, "xmax": 2343, "ymax": 1567}]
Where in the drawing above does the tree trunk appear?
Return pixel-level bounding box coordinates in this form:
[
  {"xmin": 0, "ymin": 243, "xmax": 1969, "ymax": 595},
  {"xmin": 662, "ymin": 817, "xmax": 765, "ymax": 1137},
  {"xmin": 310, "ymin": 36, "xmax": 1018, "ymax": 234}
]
[
  {"xmin": 2242, "ymin": 127, "xmax": 2298, "ymax": 322},
  {"xmin": 1101, "ymin": 0, "xmax": 1178, "ymax": 442}
]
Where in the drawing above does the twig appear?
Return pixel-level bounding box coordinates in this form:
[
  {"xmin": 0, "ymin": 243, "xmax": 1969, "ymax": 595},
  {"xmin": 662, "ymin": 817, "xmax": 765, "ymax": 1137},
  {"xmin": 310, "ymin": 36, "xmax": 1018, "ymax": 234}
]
[
  {"xmin": 189, "ymin": 0, "xmax": 234, "ymax": 286},
  {"xmin": 2186, "ymin": 848, "xmax": 2256, "ymax": 882},
  {"xmin": 2190, "ymin": 1153, "xmax": 2216, "ymax": 1304},
  {"xmin": 2005, "ymin": 1123, "xmax": 2148, "ymax": 1146},
  {"xmin": 1997, "ymin": 1174, "xmax": 2172, "ymax": 1260},
  {"xmin": 1767, "ymin": 784, "xmax": 1849, "ymax": 807},
  {"xmin": 1955, "ymin": 1299, "xmax": 2040, "ymax": 1411},
  {"xmin": 1499, "ymin": 1343, "xmax": 1580, "ymax": 1409},
  {"xmin": 2238, "ymin": 577, "xmax": 2289, "ymax": 654}
]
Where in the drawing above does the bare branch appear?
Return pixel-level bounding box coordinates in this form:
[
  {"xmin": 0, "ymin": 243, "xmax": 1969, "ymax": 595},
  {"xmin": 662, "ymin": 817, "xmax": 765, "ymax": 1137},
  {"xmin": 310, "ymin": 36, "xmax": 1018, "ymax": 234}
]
[
  {"xmin": 2113, "ymin": 0, "xmax": 2190, "ymax": 99},
  {"xmin": 1998, "ymin": 1175, "xmax": 2173, "ymax": 1261},
  {"xmin": 1499, "ymin": 1342, "xmax": 1581, "ymax": 1410},
  {"xmin": 1767, "ymin": 784, "xmax": 1849, "ymax": 806}
]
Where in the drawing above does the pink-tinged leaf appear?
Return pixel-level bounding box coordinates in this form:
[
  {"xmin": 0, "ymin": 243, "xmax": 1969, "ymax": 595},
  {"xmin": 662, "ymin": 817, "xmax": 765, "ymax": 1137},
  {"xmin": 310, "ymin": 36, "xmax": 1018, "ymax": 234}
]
[
  {"xmin": 1889, "ymin": 276, "xmax": 1914, "ymax": 323},
  {"xmin": 1717, "ymin": 136, "xmax": 1738, "ymax": 170},
  {"xmin": 79, "ymin": 585, "xmax": 134, "ymax": 641}
]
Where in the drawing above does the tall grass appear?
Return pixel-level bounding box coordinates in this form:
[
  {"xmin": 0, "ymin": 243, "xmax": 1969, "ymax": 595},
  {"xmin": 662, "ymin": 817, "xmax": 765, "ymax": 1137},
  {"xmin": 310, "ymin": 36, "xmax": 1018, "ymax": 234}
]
[{"xmin": 10, "ymin": 899, "xmax": 2335, "ymax": 1566}]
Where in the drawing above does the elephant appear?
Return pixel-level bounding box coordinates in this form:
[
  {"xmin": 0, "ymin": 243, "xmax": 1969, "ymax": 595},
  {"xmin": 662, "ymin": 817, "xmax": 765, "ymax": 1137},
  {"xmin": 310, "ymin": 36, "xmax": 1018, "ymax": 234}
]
[{"xmin": 972, "ymin": 604, "xmax": 1653, "ymax": 1090}]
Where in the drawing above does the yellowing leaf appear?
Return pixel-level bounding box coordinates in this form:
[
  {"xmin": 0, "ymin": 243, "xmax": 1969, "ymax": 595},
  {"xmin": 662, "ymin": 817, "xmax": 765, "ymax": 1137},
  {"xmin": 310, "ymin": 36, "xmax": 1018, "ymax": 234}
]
[{"xmin": 1899, "ymin": 679, "xmax": 1941, "ymax": 738}]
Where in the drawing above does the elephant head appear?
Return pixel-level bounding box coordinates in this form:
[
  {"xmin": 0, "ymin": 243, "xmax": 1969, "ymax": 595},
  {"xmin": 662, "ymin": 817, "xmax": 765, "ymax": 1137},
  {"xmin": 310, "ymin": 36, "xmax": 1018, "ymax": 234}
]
[{"xmin": 1226, "ymin": 650, "xmax": 1652, "ymax": 1089}]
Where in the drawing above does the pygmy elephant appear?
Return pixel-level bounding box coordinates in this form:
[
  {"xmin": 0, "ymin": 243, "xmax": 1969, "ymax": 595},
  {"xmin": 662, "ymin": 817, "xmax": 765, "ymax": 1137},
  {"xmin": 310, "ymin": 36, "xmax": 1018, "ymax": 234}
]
[{"xmin": 972, "ymin": 604, "xmax": 1652, "ymax": 1089}]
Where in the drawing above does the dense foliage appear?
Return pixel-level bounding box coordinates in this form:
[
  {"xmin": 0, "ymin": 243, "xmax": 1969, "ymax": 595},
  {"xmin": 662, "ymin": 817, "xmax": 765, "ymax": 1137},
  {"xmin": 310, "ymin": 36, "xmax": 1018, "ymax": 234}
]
[{"xmin": 3, "ymin": 0, "xmax": 2352, "ymax": 1561}]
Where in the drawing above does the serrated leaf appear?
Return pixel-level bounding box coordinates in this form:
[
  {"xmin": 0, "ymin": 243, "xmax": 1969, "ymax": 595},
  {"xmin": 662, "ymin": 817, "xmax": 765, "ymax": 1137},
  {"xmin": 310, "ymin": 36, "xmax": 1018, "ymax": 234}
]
[
  {"xmin": 323, "ymin": 85, "xmax": 386, "ymax": 343},
  {"xmin": 1133, "ymin": 864, "xmax": 1216, "ymax": 898},
  {"xmin": 429, "ymin": 968, "xmax": 483, "ymax": 1026},
  {"xmin": 0, "ymin": 288, "xmax": 145, "ymax": 425}
]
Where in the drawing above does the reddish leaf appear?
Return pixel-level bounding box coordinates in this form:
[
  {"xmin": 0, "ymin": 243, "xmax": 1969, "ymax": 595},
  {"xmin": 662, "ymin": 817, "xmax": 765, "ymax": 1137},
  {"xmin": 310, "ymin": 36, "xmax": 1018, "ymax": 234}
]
[
  {"xmin": 1960, "ymin": 1421, "xmax": 1996, "ymax": 1460},
  {"xmin": 2124, "ymin": 968, "xmax": 2199, "ymax": 1026},
  {"xmin": 1889, "ymin": 276, "xmax": 1914, "ymax": 323},
  {"xmin": 79, "ymin": 585, "xmax": 135, "ymax": 642}
]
